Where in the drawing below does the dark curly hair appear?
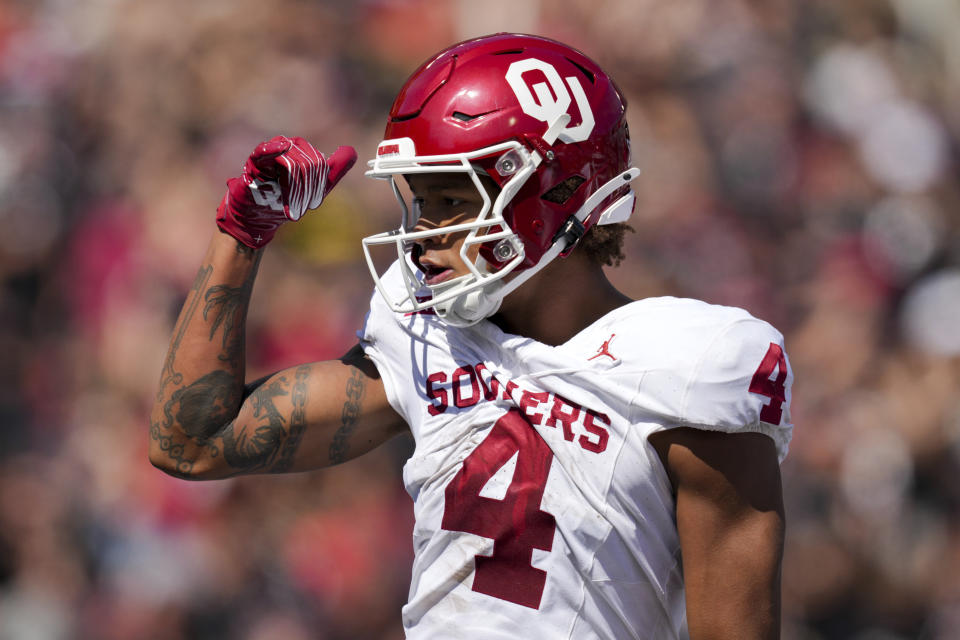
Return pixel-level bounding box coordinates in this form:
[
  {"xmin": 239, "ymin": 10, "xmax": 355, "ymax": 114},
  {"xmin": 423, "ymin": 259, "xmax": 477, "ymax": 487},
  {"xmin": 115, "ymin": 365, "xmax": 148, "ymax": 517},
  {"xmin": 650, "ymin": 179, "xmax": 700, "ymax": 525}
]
[{"xmin": 579, "ymin": 223, "xmax": 633, "ymax": 267}]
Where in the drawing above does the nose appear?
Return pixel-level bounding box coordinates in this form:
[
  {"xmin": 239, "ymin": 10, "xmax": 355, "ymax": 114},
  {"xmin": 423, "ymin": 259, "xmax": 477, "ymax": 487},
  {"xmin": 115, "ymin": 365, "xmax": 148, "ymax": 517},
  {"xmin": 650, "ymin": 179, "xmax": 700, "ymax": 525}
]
[
  {"xmin": 412, "ymin": 220, "xmax": 458, "ymax": 251},
  {"xmin": 413, "ymin": 231, "xmax": 454, "ymax": 253},
  {"xmin": 412, "ymin": 212, "xmax": 444, "ymax": 233},
  {"xmin": 413, "ymin": 235, "xmax": 434, "ymax": 253}
]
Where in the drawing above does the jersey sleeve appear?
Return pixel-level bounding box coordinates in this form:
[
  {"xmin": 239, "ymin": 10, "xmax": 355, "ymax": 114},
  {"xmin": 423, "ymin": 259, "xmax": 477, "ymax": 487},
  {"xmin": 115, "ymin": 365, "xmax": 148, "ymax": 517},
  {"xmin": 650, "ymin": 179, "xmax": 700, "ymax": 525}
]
[
  {"xmin": 679, "ymin": 318, "xmax": 794, "ymax": 461},
  {"xmin": 356, "ymin": 260, "xmax": 417, "ymax": 425}
]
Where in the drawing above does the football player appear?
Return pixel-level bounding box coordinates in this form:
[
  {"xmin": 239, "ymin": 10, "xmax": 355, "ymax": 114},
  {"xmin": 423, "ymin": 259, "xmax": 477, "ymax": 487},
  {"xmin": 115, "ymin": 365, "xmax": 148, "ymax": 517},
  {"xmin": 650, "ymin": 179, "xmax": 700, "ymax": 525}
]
[{"xmin": 150, "ymin": 34, "xmax": 793, "ymax": 639}]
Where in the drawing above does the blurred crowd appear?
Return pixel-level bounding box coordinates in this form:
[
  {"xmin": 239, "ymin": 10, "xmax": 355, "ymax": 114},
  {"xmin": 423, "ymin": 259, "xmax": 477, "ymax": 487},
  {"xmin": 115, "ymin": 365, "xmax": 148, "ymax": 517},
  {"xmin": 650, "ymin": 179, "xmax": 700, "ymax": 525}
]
[{"xmin": 0, "ymin": 0, "xmax": 958, "ymax": 638}]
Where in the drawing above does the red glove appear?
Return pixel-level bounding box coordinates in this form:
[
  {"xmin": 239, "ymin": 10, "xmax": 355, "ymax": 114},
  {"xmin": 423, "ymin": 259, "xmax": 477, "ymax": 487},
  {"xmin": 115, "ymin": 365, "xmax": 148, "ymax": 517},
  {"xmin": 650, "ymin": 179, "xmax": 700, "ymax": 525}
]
[{"xmin": 216, "ymin": 136, "xmax": 357, "ymax": 249}]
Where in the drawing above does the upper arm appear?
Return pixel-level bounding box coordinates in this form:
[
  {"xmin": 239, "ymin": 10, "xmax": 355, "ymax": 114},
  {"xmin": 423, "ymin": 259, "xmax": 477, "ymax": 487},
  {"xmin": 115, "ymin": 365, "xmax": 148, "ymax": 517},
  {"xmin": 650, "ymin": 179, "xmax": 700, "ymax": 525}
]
[
  {"xmin": 192, "ymin": 344, "xmax": 407, "ymax": 478},
  {"xmin": 649, "ymin": 427, "xmax": 784, "ymax": 640}
]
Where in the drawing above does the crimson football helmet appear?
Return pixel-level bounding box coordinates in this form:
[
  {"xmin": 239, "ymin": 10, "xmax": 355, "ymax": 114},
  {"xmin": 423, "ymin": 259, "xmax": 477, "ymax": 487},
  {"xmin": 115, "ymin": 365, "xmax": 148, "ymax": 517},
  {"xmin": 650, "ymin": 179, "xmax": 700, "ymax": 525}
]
[{"xmin": 362, "ymin": 33, "xmax": 640, "ymax": 326}]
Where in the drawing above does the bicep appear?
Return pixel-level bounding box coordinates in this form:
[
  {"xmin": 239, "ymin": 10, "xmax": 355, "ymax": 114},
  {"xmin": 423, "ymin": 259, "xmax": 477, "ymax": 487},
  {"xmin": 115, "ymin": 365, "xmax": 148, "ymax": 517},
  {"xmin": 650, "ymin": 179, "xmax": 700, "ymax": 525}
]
[
  {"xmin": 200, "ymin": 344, "xmax": 406, "ymax": 478},
  {"xmin": 648, "ymin": 427, "xmax": 784, "ymax": 640}
]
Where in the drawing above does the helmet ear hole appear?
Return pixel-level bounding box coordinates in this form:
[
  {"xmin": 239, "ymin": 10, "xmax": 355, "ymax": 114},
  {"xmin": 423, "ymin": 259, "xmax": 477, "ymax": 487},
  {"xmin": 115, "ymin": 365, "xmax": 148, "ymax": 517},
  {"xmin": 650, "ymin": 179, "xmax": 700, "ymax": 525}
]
[{"xmin": 541, "ymin": 175, "xmax": 586, "ymax": 204}]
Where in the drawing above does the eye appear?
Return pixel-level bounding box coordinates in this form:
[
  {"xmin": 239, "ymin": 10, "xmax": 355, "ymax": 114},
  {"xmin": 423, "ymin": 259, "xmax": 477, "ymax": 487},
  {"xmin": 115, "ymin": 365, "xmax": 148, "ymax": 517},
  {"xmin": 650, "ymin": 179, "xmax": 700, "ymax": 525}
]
[{"xmin": 445, "ymin": 197, "xmax": 464, "ymax": 207}]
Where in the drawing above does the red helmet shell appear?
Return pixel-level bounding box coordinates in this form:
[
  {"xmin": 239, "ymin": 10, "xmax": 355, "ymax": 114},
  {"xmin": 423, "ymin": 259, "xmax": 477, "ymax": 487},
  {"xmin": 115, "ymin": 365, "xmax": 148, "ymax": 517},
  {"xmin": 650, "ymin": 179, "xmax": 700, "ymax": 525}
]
[{"xmin": 383, "ymin": 33, "xmax": 632, "ymax": 269}]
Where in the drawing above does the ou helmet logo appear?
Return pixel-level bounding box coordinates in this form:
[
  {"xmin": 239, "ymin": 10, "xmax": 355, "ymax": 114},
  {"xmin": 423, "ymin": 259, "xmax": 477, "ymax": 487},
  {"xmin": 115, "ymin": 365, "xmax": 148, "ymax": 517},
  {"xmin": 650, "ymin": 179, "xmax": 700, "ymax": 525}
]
[{"xmin": 505, "ymin": 58, "xmax": 595, "ymax": 144}]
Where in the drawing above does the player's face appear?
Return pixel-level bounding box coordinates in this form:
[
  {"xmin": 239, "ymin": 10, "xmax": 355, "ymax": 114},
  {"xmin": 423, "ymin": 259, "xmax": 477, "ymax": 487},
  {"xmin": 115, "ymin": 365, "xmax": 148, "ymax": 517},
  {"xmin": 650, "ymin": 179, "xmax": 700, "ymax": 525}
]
[{"xmin": 406, "ymin": 173, "xmax": 494, "ymax": 286}]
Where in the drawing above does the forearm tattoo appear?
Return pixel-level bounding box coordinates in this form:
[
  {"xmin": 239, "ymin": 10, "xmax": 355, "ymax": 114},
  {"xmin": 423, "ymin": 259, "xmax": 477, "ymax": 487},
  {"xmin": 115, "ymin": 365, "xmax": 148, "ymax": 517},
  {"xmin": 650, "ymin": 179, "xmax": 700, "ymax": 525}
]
[
  {"xmin": 157, "ymin": 264, "xmax": 212, "ymax": 400},
  {"xmin": 329, "ymin": 367, "xmax": 366, "ymax": 465},
  {"xmin": 202, "ymin": 257, "xmax": 258, "ymax": 364},
  {"xmin": 151, "ymin": 247, "xmax": 262, "ymax": 476}
]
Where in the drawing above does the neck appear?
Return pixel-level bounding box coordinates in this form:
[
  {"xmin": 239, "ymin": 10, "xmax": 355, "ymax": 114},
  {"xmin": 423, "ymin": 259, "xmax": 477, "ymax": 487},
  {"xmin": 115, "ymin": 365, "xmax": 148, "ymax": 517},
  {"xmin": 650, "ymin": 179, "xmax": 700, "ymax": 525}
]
[{"xmin": 489, "ymin": 252, "xmax": 631, "ymax": 346}]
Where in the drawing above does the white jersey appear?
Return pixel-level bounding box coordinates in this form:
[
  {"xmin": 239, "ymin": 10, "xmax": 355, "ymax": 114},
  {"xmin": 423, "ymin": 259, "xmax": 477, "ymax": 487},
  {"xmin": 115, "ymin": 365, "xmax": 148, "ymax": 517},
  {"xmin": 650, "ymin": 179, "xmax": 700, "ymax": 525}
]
[{"xmin": 359, "ymin": 261, "xmax": 794, "ymax": 640}]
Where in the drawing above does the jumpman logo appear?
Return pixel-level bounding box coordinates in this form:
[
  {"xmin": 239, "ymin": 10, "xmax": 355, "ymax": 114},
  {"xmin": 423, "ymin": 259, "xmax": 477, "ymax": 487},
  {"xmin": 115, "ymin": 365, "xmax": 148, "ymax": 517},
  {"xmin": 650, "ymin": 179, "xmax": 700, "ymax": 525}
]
[{"xmin": 588, "ymin": 333, "xmax": 617, "ymax": 361}]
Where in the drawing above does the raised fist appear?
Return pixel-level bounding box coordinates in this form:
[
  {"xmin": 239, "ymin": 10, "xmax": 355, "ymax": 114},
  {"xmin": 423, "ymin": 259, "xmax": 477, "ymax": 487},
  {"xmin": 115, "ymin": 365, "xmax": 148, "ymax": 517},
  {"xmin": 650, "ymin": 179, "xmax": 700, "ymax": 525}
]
[{"xmin": 216, "ymin": 136, "xmax": 357, "ymax": 249}]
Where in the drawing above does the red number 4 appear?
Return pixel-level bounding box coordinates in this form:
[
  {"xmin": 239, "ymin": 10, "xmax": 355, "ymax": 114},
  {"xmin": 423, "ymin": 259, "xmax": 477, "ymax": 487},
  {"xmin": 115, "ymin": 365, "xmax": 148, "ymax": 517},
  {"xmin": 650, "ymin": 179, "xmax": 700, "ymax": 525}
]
[
  {"xmin": 441, "ymin": 409, "xmax": 557, "ymax": 609},
  {"xmin": 749, "ymin": 342, "xmax": 788, "ymax": 425}
]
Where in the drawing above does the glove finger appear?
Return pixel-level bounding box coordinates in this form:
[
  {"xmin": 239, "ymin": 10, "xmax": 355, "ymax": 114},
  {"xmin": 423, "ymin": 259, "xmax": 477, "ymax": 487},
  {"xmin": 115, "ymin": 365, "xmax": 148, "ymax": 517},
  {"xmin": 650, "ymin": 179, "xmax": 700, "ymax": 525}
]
[
  {"xmin": 248, "ymin": 136, "xmax": 292, "ymax": 178},
  {"xmin": 253, "ymin": 136, "xmax": 292, "ymax": 160},
  {"xmin": 270, "ymin": 137, "xmax": 317, "ymax": 215},
  {"xmin": 324, "ymin": 145, "xmax": 358, "ymax": 194},
  {"xmin": 225, "ymin": 175, "xmax": 254, "ymax": 202},
  {"xmin": 285, "ymin": 136, "xmax": 318, "ymax": 159}
]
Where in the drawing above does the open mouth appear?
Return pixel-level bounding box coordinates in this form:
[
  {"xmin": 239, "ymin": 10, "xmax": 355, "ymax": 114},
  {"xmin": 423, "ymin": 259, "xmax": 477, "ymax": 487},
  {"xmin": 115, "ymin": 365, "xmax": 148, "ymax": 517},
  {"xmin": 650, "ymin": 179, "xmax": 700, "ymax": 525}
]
[
  {"xmin": 411, "ymin": 244, "xmax": 457, "ymax": 286},
  {"xmin": 420, "ymin": 263, "xmax": 455, "ymax": 286}
]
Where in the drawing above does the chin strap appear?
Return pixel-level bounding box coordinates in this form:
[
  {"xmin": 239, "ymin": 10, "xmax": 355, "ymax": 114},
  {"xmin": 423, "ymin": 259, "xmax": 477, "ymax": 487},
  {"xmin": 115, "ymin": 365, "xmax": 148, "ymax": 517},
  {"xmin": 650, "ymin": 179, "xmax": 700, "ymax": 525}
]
[{"xmin": 434, "ymin": 287, "xmax": 504, "ymax": 327}]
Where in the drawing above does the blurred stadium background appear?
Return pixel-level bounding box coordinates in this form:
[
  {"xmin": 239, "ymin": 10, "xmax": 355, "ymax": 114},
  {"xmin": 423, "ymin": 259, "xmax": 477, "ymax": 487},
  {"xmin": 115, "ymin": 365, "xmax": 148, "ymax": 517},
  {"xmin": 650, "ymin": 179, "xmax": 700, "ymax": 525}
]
[{"xmin": 0, "ymin": 0, "xmax": 958, "ymax": 638}]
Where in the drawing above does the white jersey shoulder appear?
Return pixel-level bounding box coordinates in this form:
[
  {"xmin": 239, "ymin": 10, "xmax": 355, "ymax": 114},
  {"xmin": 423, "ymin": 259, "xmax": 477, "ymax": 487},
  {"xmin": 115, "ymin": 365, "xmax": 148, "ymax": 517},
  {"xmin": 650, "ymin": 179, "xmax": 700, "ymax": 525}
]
[{"xmin": 596, "ymin": 296, "xmax": 794, "ymax": 461}]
